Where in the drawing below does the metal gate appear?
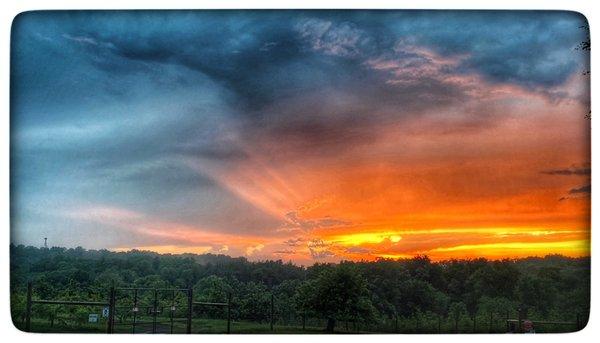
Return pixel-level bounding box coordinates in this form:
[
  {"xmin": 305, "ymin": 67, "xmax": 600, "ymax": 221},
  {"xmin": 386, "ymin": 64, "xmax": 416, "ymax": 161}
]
[{"xmin": 113, "ymin": 287, "xmax": 190, "ymax": 333}]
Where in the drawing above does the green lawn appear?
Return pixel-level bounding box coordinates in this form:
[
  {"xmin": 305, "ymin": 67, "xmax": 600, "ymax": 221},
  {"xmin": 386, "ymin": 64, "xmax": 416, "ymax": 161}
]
[
  {"xmin": 15, "ymin": 317, "xmax": 329, "ymax": 334},
  {"xmin": 14, "ymin": 316, "xmax": 579, "ymax": 334}
]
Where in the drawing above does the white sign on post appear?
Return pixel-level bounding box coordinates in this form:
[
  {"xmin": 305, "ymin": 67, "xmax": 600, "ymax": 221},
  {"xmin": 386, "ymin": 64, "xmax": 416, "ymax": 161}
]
[
  {"xmin": 102, "ymin": 307, "xmax": 110, "ymax": 318},
  {"xmin": 89, "ymin": 314, "xmax": 99, "ymax": 323}
]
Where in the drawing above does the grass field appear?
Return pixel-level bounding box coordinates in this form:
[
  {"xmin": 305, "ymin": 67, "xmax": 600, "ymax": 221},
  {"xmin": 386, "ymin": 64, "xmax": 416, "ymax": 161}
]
[
  {"xmin": 14, "ymin": 316, "xmax": 580, "ymax": 334},
  {"xmin": 15, "ymin": 317, "xmax": 330, "ymax": 334}
]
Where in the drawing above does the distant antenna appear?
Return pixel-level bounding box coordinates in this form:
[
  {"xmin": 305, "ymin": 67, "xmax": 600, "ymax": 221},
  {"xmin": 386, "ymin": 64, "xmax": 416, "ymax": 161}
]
[{"xmin": 44, "ymin": 237, "xmax": 47, "ymax": 249}]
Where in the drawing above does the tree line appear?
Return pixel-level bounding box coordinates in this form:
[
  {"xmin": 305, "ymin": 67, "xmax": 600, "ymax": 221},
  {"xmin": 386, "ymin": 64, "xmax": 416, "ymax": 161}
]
[{"xmin": 10, "ymin": 244, "xmax": 590, "ymax": 332}]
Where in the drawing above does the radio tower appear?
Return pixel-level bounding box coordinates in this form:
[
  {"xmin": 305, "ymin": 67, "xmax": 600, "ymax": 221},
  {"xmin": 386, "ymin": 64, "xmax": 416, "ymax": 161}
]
[{"xmin": 44, "ymin": 237, "xmax": 48, "ymax": 249}]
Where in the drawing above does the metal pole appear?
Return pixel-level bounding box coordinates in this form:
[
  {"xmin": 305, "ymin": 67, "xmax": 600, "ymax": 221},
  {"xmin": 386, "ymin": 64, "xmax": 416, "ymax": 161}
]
[
  {"xmin": 152, "ymin": 289, "xmax": 158, "ymax": 334},
  {"xmin": 186, "ymin": 287, "xmax": 193, "ymax": 334},
  {"xmin": 438, "ymin": 314, "xmax": 441, "ymax": 333},
  {"xmin": 302, "ymin": 312, "xmax": 306, "ymax": 331},
  {"xmin": 108, "ymin": 287, "xmax": 116, "ymax": 333},
  {"xmin": 517, "ymin": 308, "xmax": 523, "ymax": 333},
  {"xmin": 132, "ymin": 289, "xmax": 138, "ymax": 334},
  {"xmin": 454, "ymin": 315, "xmax": 458, "ymax": 333},
  {"xmin": 170, "ymin": 290, "xmax": 175, "ymax": 334},
  {"xmin": 111, "ymin": 287, "xmax": 116, "ymax": 333},
  {"xmin": 227, "ymin": 292, "xmax": 232, "ymax": 334},
  {"xmin": 270, "ymin": 293, "xmax": 274, "ymax": 331},
  {"xmin": 506, "ymin": 310, "xmax": 509, "ymax": 332},
  {"xmin": 489, "ymin": 311, "xmax": 493, "ymax": 333},
  {"xmin": 25, "ymin": 282, "xmax": 32, "ymax": 332}
]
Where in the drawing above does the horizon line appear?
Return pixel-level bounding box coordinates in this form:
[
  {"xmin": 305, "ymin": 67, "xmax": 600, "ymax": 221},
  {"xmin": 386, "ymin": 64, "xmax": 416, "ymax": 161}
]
[{"xmin": 10, "ymin": 243, "xmax": 591, "ymax": 267}]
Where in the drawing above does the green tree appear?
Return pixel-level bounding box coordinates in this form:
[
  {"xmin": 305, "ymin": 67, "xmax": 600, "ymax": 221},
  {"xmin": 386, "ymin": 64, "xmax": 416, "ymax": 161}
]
[
  {"xmin": 517, "ymin": 275, "xmax": 557, "ymax": 316},
  {"xmin": 194, "ymin": 275, "xmax": 231, "ymax": 302},
  {"xmin": 274, "ymin": 279, "xmax": 302, "ymax": 324},
  {"xmin": 397, "ymin": 279, "xmax": 437, "ymax": 317},
  {"xmin": 479, "ymin": 296, "xmax": 514, "ymax": 332},
  {"xmin": 303, "ymin": 263, "xmax": 374, "ymax": 332},
  {"xmin": 449, "ymin": 302, "xmax": 467, "ymax": 332},
  {"xmin": 239, "ymin": 281, "xmax": 270, "ymax": 322},
  {"xmin": 194, "ymin": 275, "xmax": 232, "ymax": 318}
]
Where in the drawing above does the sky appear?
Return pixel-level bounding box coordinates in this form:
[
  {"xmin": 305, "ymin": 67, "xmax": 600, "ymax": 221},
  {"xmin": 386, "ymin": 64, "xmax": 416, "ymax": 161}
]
[{"xmin": 10, "ymin": 10, "xmax": 590, "ymax": 264}]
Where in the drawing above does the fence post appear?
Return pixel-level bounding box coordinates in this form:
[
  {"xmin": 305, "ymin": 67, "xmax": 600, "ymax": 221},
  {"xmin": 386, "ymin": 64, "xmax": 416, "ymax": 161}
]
[
  {"xmin": 170, "ymin": 290, "xmax": 175, "ymax": 334},
  {"xmin": 152, "ymin": 289, "xmax": 158, "ymax": 334},
  {"xmin": 227, "ymin": 292, "xmax": 232, "ymax": 334},
  {"xmin": 576, "ymin": 313, "xmax": 581, "ymax": 331},
  {"xmin": 506, "ymin": 310, "xmax": 509, "ymax": 332},
  {"xmin": 107, "ymin": 286, "xmax": 115, "ymax": 333},
  {"xmin": 132, "ymin": 289, "xmax": 138, "ymax": 334},
  {"xmin": 186, "ymin": 287, "xmax": 193, "ymax": 334},
  {"xmin": 438, "ymin": 314, "xmax": 441, "ymax": 333},
  {"xmin": 517, "ymin": 308, "xmax": 523, "ymax": 333},
  {"xmin": 302, "ymin": 311, "xmax": 306, "ymax": 330},
  {"xmin": 25, "ymin": 282, "xmax": 32, "ymax": 332},
  {"xmin": 270, "ymin": 293, "xmax": 274, "ymax": 331}
]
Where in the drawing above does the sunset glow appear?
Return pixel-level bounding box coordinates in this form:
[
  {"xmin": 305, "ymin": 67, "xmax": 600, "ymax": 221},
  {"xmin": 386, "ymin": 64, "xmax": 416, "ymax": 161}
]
[{"xmin": 11, "ymin": 11, "xmax": 590, "ymax": 264}]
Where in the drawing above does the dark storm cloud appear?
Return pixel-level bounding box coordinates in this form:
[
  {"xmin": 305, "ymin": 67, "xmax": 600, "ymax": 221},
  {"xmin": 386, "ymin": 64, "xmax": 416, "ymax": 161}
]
[
  {"xmin": 20, "ymin": 10, "xmax": 585, "ymax": 114},
  {"xmin": 385, "ymin": 11, "xmax": 588, "ymax": 89},
  {"xmin": 245, "ymin": 71, "xmax": 479, "ymax": 156},
  {"xmin": 558, "ymin": 183, "xmax": 591, "ymax": 201},
  {"xmin": 542, "ymin": 166, "xmax": 591, "ymax": 176},
  {"xmin": 42, "ymin": 10, "xmax": 586, "ymax": 157},
  {"xmin": 62, "ymin": 11, "xmax": 311, "ymax": 112},
  {"xmin": 569, "ymin": 184, "xmax": 591, "ymax": 194},
  {"xmin": 12, "ymin": 9, "xmax": 588, "ymax": 180},
  {"xmin": 13, "ymin": 11, "xmax": 586, "ymax": 159},
  {"xmin": 541, "ymin": 163, "xmax": 591, "ymax": 202}
]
